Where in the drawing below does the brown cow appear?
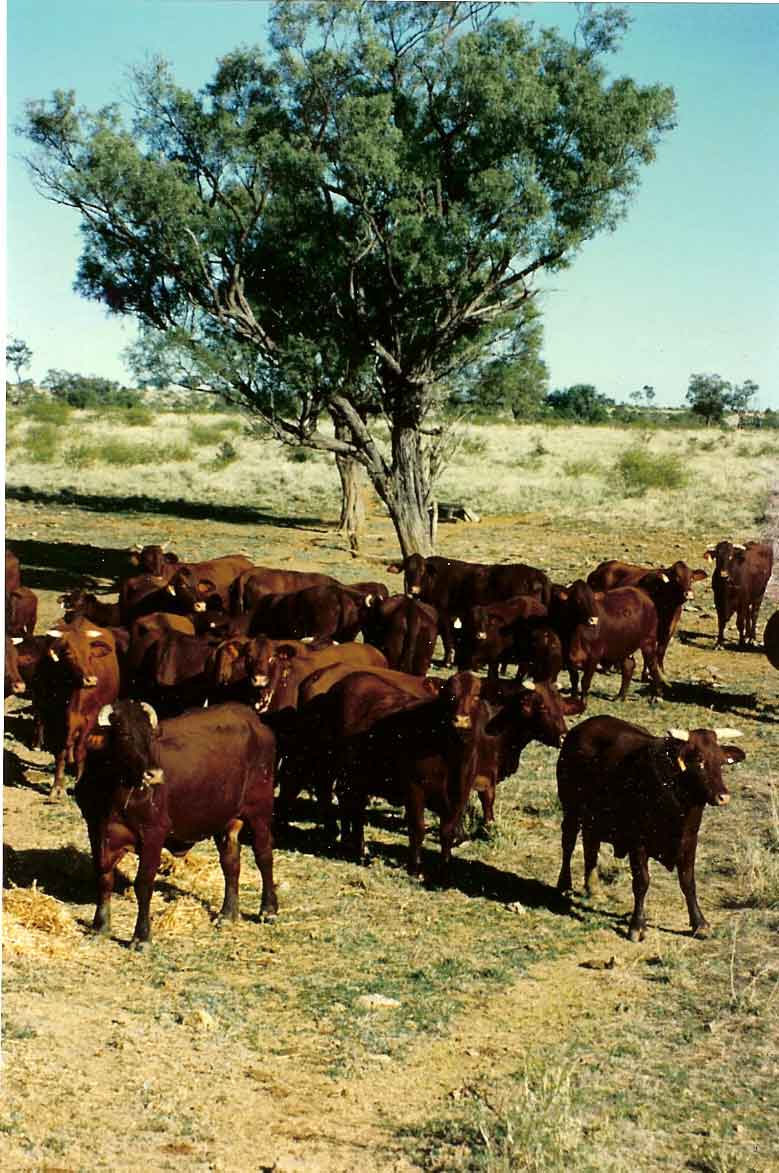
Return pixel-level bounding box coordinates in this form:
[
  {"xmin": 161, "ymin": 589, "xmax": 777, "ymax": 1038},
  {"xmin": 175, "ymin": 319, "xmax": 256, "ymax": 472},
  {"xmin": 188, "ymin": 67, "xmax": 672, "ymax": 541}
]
[
  {"xmin": 587, "ymin": 560, "xmax": 659, "ymax": 591},
  {"xmin": 5, "ymin": 636, "xmax": 27, "ymax": 697},
  {"xmin": 765, "ymin": 610, "xmax": 779, "ymax": 670},
  {"xmin": 167, "ymin": 554, "xmax": 255, "ymax": 614},
  {"xmin": 361, "ymin": 594, "xmax": 438, "ymax": 675},
  {"xmin": 704, "ymin": 540, "xmax": 774, "ymax": 648},
  {"xmin": 248, "ymin": 584, "xmax": 362, "ymax": 644},
  {"xmin": 6, "ymin": 547, "xmax": 21, "ymax": 595},
  {"xmin": 59, "ymin": 588, "xmax": 121, "ymax": 628},
  {"xmin": 387, "ymin": 554, "xmax": 551, "ymax": 666},
  {"xmin": 35, "ymin": 618, "xmax": 121, "ymax": 797},
  {"xmin": 231, "ymin": 566, "xmax": 339, "ymax": 614},
  {"xmin": 126, "ymin": 544, "xmax": 181, "ymax": 580},
  {"xmin": 557, "ymin": 715, "xmax": 745, "ymax": 940},
  {"xmin": 75, "ymin": 699, "xmax": 277, "ymax": 948},
  {"xmin": 454, "ymin": 595, "xmax": 548, "ymax": 679},
  {"xmin": 567, "ymin": 584, "xmax": 664, "ymax": 705},
  {"xmin": 6, "ymin": 585, "xmax": 38, "ymax": 636}
]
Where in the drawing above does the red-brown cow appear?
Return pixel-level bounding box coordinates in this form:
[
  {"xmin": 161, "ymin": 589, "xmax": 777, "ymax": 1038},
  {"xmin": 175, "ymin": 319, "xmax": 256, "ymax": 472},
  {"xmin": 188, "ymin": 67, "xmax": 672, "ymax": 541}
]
[
  {"xmin": 567, "ymin": 584, "xmax": 663, "ymax": 705},
  {"xmin": 361, "ymin": 594, "xmax": 438, "ymax": 675},
  {"xmin": 557, "ymin": 715, "xmax": 745, "ymax": 941},
  {"xmin": 6, "ymin": 585, "xmax": 38, "ymax": 636},
  {"xmin": 5, "ymin": 636, "xmax": 27, "ymax": 697},
  {"xmin": 248, "ymin": 584, "xmax": 363, "ymax": 644},
  {"xmin": 126, "ymin": 544, "xmax": 181, "ymax": 580},
  {"xmin": 704, "ymin": 540, "xmax": 774, "ymax": 649},
  {"xmin": 75, "ymin": 699, "xmax": 277, "ymax": 948},
  {"xmin": 6, "ymin": 547, "xmax": 21, "ymax": 595},
  {"xmin": 167, "ymin": 555, "xmax": 255, "ymax": 614},
  {"xmin": 454, "ymin": 595, "xmax": 548, "ymax": 679},
  {"xmin": 59, "ymin": 588, "xmax": 121, "ymax": 628},
  {"xmin": 35, "ymin": 618, "xmax": 121, "ymax": 797},
  {"xmin": 231, "ymin": 566, "xmax": 340, "ymax": 614},
  {"xmin": 765, "ymin": 610, "xmax": 779, "ymax": 670},
  {"xmin": 387, "ymin": 554, "xmax": 551, "ymax": 667},
  {"xmin": 587, "ymin": 560, "xmax": 659, "ymax": 591}
]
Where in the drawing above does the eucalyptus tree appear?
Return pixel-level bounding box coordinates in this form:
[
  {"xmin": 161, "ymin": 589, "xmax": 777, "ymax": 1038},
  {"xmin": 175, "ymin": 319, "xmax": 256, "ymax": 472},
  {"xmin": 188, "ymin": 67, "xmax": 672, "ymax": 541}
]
[{"xmin": 22, "ymin": 1, "xmax": 675, "ymax": 555}]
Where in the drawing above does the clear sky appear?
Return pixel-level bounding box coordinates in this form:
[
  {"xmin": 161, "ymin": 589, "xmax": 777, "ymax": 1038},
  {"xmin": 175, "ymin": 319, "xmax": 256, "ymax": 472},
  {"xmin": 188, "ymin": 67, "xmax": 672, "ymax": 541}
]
[{"xmin": 5, "ymin": 1, "xmax": 779, "ymax": 408}]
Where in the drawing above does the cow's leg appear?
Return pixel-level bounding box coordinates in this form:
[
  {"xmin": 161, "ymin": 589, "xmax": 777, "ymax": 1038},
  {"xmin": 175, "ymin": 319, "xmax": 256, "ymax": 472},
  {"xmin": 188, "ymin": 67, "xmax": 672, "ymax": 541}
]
[
  {"xmin": 478, "ymin": 779, "xmax": 496, "ymax": 826},
  {"xmin": 248, "ymin": 818, "xmax": 278, "ymax": 921},
  {"xmin": 641, "ymin": 642, "xmax": 666, "ymax": 700},
  {"xmin": 567, "ymin": 664, "xmax": 580, "ymax": 698},
  {"xmin": 615, "ymin": 655, "xmax": 635, "ymax": 702},
  {"xmin": 214, "ymin": 820, "xmax": 243, "ymax": 924},
  {"xmin": 627, "ymin": 845, "xmax": 651, "ymax": 942},
  {"xmin": 90, "ymin": 820, "xmax": 134, "ymax": 936},
  {"xmin": 582, "ymin": 829, "xmax": 600, "ymax": 898},
  {"xmin": 737, "ymin": 600, "xmax": 748, "ymax": 649},
  {"xmin": 677, "ymin": 835, "xmax": 708, "ymax": 938},
  {"xmin": 405, "ymin": 787, "xmax": 426, "ymax": 878},
  {"xmin": 131, "ymin": 830, "xmax": 166, "ymax": 949},
  {"xmin": 50, "ymin": 749, "xmax": 68, "ymax": 799},
  {"xmin": 339, "ymin": 791, "xmax": 366, "ymax": 862},
  {"xmin": 556, "ymin": 808, "xmax": 579, "ymax": 893},
  {"xmin": 579, "ymin": 661, "xmax": 595, "ymax": 707}
]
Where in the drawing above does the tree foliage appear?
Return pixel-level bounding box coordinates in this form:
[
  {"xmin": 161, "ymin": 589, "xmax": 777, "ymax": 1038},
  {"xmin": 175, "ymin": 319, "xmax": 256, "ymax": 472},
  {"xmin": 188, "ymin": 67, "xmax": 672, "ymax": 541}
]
[
  {"xmin": 545, "ymin": 382, "xmax": 613, "ymax": 423},
  {"xmin": 6, "ymin": 337, "xmax": 33, "ymax": 385},
  {"xmin": 41, "ymin": 369, "xmax": 136, "ymax": 409},
  {"xmin": 686, "ymin": 373, "xmax": 758, "ymax": 426},
  {"xmin": 21, "ymin": 1, "xmax": 676, "ymax": 554},
  {"xmin": 448, "ymin": 306, "xmax": 549, "ymax": 420}
]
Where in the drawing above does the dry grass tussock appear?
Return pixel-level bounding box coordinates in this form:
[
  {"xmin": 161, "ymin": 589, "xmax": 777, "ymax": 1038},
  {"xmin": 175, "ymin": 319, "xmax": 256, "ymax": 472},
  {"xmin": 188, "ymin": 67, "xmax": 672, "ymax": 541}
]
[
  {"xmin": 3, "ymin": 882, "xmax": 79, "ymax": 957},
  {"xmin": 6, "ymin": 407, "xmax": 776, "ymax": 535}
]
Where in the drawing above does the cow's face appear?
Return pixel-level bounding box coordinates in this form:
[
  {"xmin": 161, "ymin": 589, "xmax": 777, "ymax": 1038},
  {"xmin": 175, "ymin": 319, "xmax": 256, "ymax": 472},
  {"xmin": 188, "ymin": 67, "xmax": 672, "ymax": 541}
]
[
  {"xmin": 443, "ymin": 671, "xmax": 484, "ymax": 732},
  {"xmin": 515, "ymin": 681, "xmax": 575, "ymax": 748},
  {"xmin": 567, "ymin": 580, "xmax": 599, "ymax": 626},
  {"xmin": 397, "ymin": 554, "xmax": 426, "ymax": 597},
  {"xmin": 100, "ymin": 699, "xmax": 161, "ymax": 786},
  {"xmin": 705, "ymin": 541, "xmax": 736, "ymax": 582},
  {"xmin": 213, "ymin": 638, "xmax": 249, "ymax": 688},
  {"xmin": 45, "ymin": 622, "xmax": 114, "ymax": 688},
  {"xmin": 668, "ymin": 728, "xmax": 745, "ymax": 805}
]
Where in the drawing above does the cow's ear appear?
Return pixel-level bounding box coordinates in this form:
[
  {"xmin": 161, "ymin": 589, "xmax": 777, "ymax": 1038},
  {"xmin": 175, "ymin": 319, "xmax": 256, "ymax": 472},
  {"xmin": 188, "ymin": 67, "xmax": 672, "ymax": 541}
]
[
  {"xmin": 720, "ymin": 745, "xmax": 746, "ymax": 766},
  {"xmin": 86, "ymin": 732, "xmax": 110, "ymax": 753},
  {"xmin": 703, "ymin": 548, "xmax": 715, "ymax": 561},
  {"xmin": 691, "ymin": 568, "xmax": 708, "ymax": 582},
  {"xmin": 163, "ymin": 552, "xmax": 179, "ymax": 564}
]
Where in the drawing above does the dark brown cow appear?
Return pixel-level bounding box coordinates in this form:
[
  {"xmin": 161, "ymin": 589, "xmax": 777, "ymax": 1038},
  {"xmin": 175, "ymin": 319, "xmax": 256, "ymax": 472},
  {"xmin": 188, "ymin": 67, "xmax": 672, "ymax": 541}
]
[
  {"xmin": 454, "ymin": 595, "xmax": 548, "ymax": 679},
  {"xmin": 361, "ymin": 594, "xmax": 438, "ymax": 675},
  {"xmin": 231, "ymin": 566, "xmax": 339, "ymax": 614},
  {"xmin": 6, "ymin": 585, "xmax": 38, "ymax": 636},
  {"xmin": 248, "ymin": 584, "xmax": 362, "ymax": 643},
  {"xmin": 59, "ymin": 588, "xmax": 121, "ymax": 628},
  {"xmin": 333, "ymin": 673, "xmax": 515, "ymax": 879},
  {"xmin": 167, "ymin": 554, "xmax": 255, "ymax": 614},
  {"xmin": 298, "ymin": 663, "xmax": 439, "ymax": 707},
  {"xmin": 387, "ymin": 554, "xmax": 551, "ymax": 666},
  {"xmin": 465, "ymin": 678, "xmax": 584, "ymax": 825},
  {"xmin": 567, "ymin": 584, "xmax": 664, "ymax": 705},
  {"xmin": 35, "ymin": 618, "xmax": 121, "ymax": 796},
  {"xmin": 557, "ymin": 715, "xmax": 745, "ymax": 940},
  {"xmin": 5, "ymin": 636, "xmax": 27, "ymax": 697},
  {"xmin": 130, "ymin": 628, "xmax": 224, "ymax": 717},
  {"xmin": 126, "ymin": 544, "xmax": 181, "ymax": 580},
  {"xmin": 587, "ymin": 560, "xmax": 659, "ymax": 591},
  {"xmin": 765, "ymin": 610, "xmax": 779, "ymax": 670},
  {"xmin": 241, "ymin": 638, "xmax": 388, "ymax": 713},
  {"xmin": 75, "ymin": 699, "xmax": 277, "ymax": 948},
  {"xmin": 120, "ymin": 572, "xmax": 181, "ymax": 626},
  {"xmin": 704, "ymin": 540, "xmax": 774, "ymax": 648},
  {"xmin": 6, "ymin": 547, "xmax": 21, "ymax": 595}
]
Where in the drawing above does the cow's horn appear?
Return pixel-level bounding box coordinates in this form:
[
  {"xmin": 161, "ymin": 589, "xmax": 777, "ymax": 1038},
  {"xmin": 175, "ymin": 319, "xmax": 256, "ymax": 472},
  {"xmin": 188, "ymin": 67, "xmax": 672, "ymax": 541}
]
[
  {"xmin": 668, "ymin": 727, "xmax": 689, "ymax": 740},
  {"xmin": 660, "ymin": 573, "xmax": 670, "ymax": 584},
  {"xmin": 11, "ymin": 636, "xmax": 24, "ymax": 645},
  {"xmin": 364, "ymin": 594, "xmax": 373, "ymax": 607},
  {"xmin": 522, "ymin": 680, "xmax": 536, "ymax": 692},
  {"xmin": 97, "ymin": 704, "xmax": 115, "ymax": 727},
  {"xmin": 453, "ymin": 618, "xmax": 463, "ymax": 629},
  {"xmin": 86, "ymin": 629, "xmax": 102, "ymax": 638},
  {"xmin": 733, "ymin": 543, "xmax": 746, "ymax": 550},
  {"xmin": 713, "ymin": 727, "xmax": 743, "ymax": 739},
  {"xmin": 46, "ymin": 628, "xmax": 64, "ymax": 638},
  {"xmin": 139, "ymin": 702, "xmax": 159, "ymax": 729}
]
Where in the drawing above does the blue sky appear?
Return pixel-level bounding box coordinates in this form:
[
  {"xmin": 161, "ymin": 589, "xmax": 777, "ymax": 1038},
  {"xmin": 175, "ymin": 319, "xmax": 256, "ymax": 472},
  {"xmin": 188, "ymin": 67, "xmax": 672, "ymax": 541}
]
[{"xmin": 5, "ymin": 2, "xmax": 779, "ymax": 408}]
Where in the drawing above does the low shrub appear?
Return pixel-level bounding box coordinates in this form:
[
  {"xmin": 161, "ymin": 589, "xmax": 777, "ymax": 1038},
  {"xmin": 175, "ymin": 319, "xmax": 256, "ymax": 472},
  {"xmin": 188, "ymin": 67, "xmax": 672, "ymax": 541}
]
[
  {"xmin": 614, "ymin": 448, "xmax": 688, "ymax": 496},
  {"xmin": 189, "ymin": 420, "xmax": 242, "ymax": 446},
  {"xmin": 207, "ymin": 440, "xmax": 239, "ymax": 470},
  {"xmin": 26, "ymin": 424, "xmax": 60, "ymax": 462},
  {"xmin": 117, "ymin": 403, "xmax": 155, "ymax": 427},
  {"xmin": 21, "ymin": 397, "xmax": 72, "ymax": 426},
  {"xmin": 562, "ymin": 458, "xmax": 602, "ymax": 478},
  {"xmin": 459, "ymin": 434, "xmax": 488, "ymax": 456},
  {"xmin": 63, "ymin": 439, "xmax": 193, "ymax": 467}
]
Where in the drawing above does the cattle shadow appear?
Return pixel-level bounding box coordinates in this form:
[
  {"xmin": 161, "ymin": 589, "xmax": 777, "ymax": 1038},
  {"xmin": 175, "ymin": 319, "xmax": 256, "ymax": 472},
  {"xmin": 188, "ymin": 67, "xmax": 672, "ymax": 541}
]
[
  {"xmin": 6, "ymin": 486, "xmax": 330, "ymax": 536},
  {"xmin": 2, "ymin": 746, "xmax": 52, "ymax": 794},
  {"xmin": 663, "ymin": 679, "xmax": 761, "ymax": 715},
  {"xmin": 3, "ymin": 841, "xmax": 110, "ymax": 903},
  {"xmin": 6, "ymin": 537, "xmax": 128, "ymax": 591}
]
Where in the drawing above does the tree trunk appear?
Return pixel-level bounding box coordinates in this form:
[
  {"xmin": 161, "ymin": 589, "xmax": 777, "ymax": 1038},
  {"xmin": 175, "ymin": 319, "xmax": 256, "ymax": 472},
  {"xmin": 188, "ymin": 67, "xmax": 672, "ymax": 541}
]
[
  {"xmin": 335, "ymin": 449, "xmax": 366, "ymax": 554},
  {"xmin": 380, "ymin": 424, "xmax": 435, "ymax": 558}
]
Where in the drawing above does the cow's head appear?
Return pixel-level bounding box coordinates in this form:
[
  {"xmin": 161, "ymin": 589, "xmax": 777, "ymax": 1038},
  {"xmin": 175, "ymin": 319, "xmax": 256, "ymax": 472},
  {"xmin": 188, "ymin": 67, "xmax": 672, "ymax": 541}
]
[
  {"xmin": 386, "ymin": 553, "xmax": 426, "ymax": 597},
  {"xmin": 703, "ymin": 541, "xmax": 744, "ymax": 582},
  {"xmin": 44, "ymin": 620, "xmax": 115, "ymax": 688},
  {"xmin": 666, "ymin": 727, "xmax": 745, "ymax": 805},
  {"xmin": 565, "ymin": 580, "xmax": 599, "ymax": 627},
  {"xmin": 442, "ymin": 671, "xmax": 484, "ymax": 732},
  {"xmin": 488, "ymin": 680, "xmax": 583, "ymax": 749},
  {"xmin": 98, "ymin": 699, "xmax": 163, "ymax": 787}
]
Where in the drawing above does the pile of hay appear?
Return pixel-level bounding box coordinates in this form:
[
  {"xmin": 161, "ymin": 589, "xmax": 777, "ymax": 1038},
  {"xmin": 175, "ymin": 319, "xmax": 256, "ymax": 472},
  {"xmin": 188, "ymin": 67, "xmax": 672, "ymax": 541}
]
[{"xmin": 3, "ymin": 881, "xmax": 79, "ymax": 958}]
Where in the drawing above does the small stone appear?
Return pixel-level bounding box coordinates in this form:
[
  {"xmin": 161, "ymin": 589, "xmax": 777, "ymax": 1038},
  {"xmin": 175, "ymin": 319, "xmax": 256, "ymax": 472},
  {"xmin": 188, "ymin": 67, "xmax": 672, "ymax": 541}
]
[
  {"xmin": 506, "ymin": 900, "xmax": 525, "ymax": 914},
  {"xmin": 356, "ymin": 993, "xmax": 401, "ymax": 1010}
]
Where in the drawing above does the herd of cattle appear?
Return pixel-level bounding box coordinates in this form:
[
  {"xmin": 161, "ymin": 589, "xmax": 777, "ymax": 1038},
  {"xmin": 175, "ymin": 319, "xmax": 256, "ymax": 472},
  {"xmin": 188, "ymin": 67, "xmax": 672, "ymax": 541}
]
[{"xmin": 4, "ymin": 537, "xmax": 777, "ymax": 950}]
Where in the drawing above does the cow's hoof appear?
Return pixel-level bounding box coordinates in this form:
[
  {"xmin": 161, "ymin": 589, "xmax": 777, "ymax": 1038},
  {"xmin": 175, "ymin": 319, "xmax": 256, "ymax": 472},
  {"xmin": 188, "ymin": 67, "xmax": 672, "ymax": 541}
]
[
  {"xmin": 628, "ymin": 926, "xmax": 644, "ymax": 943},
  {"xmin": 260, "ymin": 910, "xmax": 277, "ymax": 924},
  {"xmin": 46, "ymin": 788, "xmax": 65, "ymax": 803},
  {"xmin": 130, "ymin": 937, "xmax": 150, "ymax": 953},
  {"xmin": 692, "ymin": 922, "xmax": 711, "ymax": 939}
]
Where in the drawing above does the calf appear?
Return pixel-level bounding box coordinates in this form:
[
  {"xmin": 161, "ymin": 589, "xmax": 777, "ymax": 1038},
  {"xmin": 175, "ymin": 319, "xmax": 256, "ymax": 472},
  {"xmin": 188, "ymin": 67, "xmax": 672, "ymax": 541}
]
[
  {"xmin": 704, "ymin": 540, "xmax": 774, "ymax": 648},
  {"xmin": 454, "ymin": 595, "xmax": 548, "ymax": 679},
  {"xmin": 6, "ymin": 585, "xmax": 38, "ymax": 636},
  {"xmin": 557, "ymin": 715, "xmax": 745, "ymax": 940},
  {"xmin": 361, "ymin": 594, "xmax": 438, "ymax": 675},
  {"xmin": 59, "ymin": 588, "xmax": 121, "ymax": 628},
  {"xmin": 567, "ymin": 584, "xmax": 663, "ymax": 705},
  {"xmin": 35, "ymin": 618, "xmax": 121, "ymax": 796},
  {"xmin": 76, "ymin": 699, "xmax": 277, "ymax": 948},
  {"xmin": 633, "ymin": 562, "xmax": 708, "ymax": 672}
]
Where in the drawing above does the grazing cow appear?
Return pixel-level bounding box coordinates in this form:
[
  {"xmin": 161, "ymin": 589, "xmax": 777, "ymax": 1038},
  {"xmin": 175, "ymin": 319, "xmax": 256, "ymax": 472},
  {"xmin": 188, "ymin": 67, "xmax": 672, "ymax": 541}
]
[
  {"xmin": 556, "ymin": 715, "xmax": 745, "ymax": 940},
  {"xmin": 59, "ymin": 588, "xmax": 121, "ymax": 628},
  {"xmin": 466, "ymin": 678, "xmax": 584, "ymax": 825},
  {"xmin": 75, "ymin": 700, "xmax": 277, "ymax": 947},
  {"xmin": 248, "ymin": 584, "xmax": 362, "ymax": 644},
  {"xmin": 361, "ymin": 594, "xmax": 438, "ymax": 675},
  {"xmin": 334, "ymin": 672, "xmax": 514, "ymax": 879},
  {"xmin": 567, "ymin": 584, "xmax": 664, "ymax": 705},
  {"xmin": 5, "ymin": 636, "xmax": 27, "ymax": 697},
  {"xmin": 704, "ymin": 540, "xmax": 774, "ymax": 648},
  {"xmin": 454, "ymin": 595, "xmax": 547, "ymax": 679},
  {"xmin": 6, "ymin": 547, "xmax": 21, "ymax": 595},
  {"xmin": 167, "ymin": 555, "xmax": 255, "ymax": 614},
  {"xmin": 765, "ymin": 610, "xmax": 779, "ymax": 670},
  {"xmin": 231, "ymin": 566, "xmax": 339, "ymax": 614},
  {"xmin": 6, "ymin": 585, "xmax": 38, "ymax": 637},
  {"xmin": 387, "ymin": 554, "xmax": 551, "ymax": 666},
  {"xmin": 35, "ymin": 618, "xmax": 121, "ymax": 796}
]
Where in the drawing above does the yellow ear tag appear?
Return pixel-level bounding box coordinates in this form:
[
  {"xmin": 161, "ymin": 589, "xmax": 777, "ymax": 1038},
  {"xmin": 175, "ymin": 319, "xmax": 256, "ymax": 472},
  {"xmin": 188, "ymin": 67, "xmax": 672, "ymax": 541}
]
[{"xmin": 677, "ymin": 756, "xmax": 687, "ymax": 772}]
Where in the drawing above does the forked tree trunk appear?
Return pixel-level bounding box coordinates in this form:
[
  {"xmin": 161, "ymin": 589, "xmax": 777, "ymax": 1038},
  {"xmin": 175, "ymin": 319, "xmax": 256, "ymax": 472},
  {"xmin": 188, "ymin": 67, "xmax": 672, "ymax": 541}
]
[
  {"xmin": 335, "ymin": 450, "xmax": 366, "ymax": 553},
  {"xmin": 379, "ymin": 424, "xmax": 435, "ymax": 559}
]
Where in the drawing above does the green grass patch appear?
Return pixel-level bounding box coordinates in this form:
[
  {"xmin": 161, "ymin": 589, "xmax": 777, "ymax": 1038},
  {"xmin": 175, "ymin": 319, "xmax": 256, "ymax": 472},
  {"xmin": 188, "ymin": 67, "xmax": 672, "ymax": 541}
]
[
  {"xmin": 26, "ymin": 423, "xmax": 60, "ymax": 462},
  {"xmin": 562, "ymin": 458, "xmax": 602, "ymax": 478},
  {"xmin": 63, "ymin": 438, "xmax": 192, "ymax": 467},
  {"xmin": 20, "ymin": 397, "xmax": 72, "ymax": 425},
  {"xmin": 188, "ymin": 419, "xmax": 242, "ymax": 446},
  {"xmin": 614, "ymin": 447, "xmax": 689, "ymax": 496}
]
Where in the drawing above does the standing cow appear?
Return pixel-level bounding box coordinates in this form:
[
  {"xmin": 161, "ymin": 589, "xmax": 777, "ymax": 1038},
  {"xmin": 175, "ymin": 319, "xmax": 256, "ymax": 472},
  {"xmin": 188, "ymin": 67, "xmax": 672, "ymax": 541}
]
[
  {"xmin": 556, "ymin": 715, "xmax": 744, "ymax": 941},
  {"xmin": 704, "ymin": 540, "xmax": 774, "ymax": 649}
]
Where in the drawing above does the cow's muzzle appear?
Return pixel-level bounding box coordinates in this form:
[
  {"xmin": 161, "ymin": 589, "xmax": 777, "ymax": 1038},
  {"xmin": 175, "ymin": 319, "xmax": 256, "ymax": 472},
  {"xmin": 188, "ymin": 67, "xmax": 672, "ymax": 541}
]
[
  {"xmin": 82, "ymin": 675, "xmax": 98, "ymax": 688},
  {"xmin": 251, "ymin": 674, "xmax": 269, "ymax": 688},
  {"xmin": 452, "ymin": 715, "xmax": 471, "ymax": 730},
  {"xmin": 12, "ymin": 681, "xmax": 26, "ymax": 695},
  {"xmin": 714, "ymin": 792, "xmax": 731, "ymax": 806}
]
